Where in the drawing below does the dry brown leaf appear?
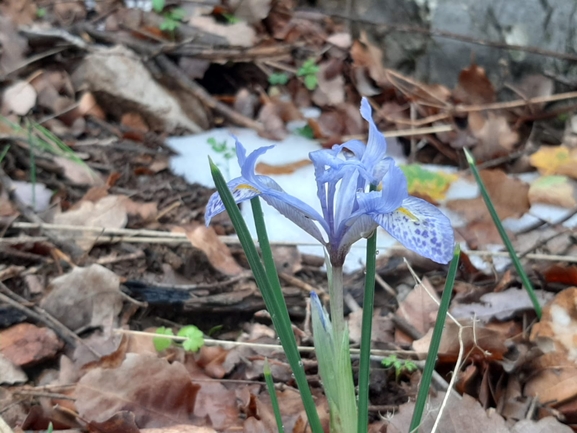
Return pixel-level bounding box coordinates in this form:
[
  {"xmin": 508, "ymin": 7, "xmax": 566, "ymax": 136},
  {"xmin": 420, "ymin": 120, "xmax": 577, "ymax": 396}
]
[
  {"xmin": 256, "ymin": 159, "xmax": 311, "ymax": 175},
  {"xmin": 0, "ymin": 0, "xmax": 37, "ymax": 25},
  {"xmin": 54, "ymin": 0, "xmax": 86, "ymax": 25},
  {"xmin": 2, "ymin": 80, "xmax": 37, "ymax": 116},
  {"xmin": 176, "ymin": 224, "xmax": 244, "ymax": 276},
  {"xmin": 0, "ymin": 17, "xmax": 28, "ymax": 74},
  {"xmin": 451, "ymin": 288, "xmax": 554, "ymax": 322},
  {"xmin": 446, "ymin": 169, "xmax": 530, "ymax": 223},
  {"xmin": 257, "ymin": 102, "xmax": 288, "ymax": 141},
  {"xmin": 75, "ymin": 354, "xmax": 201, "ymax": 428},
  {"xmin": 142, "ymin": 427, "xmax": 217, "ymax": 433},
  {"xmin": 413, "ymin": 319, "xmax": 509, "ymax": 362},
  {"xmin": 395, "ymin": 277, "xmax": 439, "ymax": 344},
  {"xmin": 454, "ymin": 63, "xmax": 496, "ymax": 105},
  {"xmin": 529, "ymin": 175, "xmax": 577, "ymax": 208},
  {"xmin": 78, "ymin": 92, "xmax": 106, "ymax": 120},
  {"xmin": 350, "ymin": 31, "xmax": 388, "ymax": 88},
  {"xmin": 543, "ymin": 265, "xmax": 577, "ymax": 286},
  {"xmin": 121, "ymin": 112, "xmax": 149, "ymax": 132},
  {"xmin": 40, "ymin": 264, "xmax": 123, "ymax": 332},
  {"xmin": 468, "ymin": 112, "xmax": 519, "ymax": 161},
  {"xmin": 88, "ymin": 411, "xmax": 140, "ymax": 433},
  {"xmin": 54, "ymin": 195, "xmax": 128, "ymax": 250},
  {"xmin": 388, "ymin": 392, "xmax": 508, "ymax": 433},
  {"xmin": 53, "ymin": 156, "xmax": 104, "ymax": 186},
  {"xmin": 188, "ymin": 16, "xmax": 255, "ymax": 47},
  {"xmin": 230, "ymin": 0, "xmax": 271, "ymax": 24},
  {"xmin": 122, "ymin": 196, "xmax": 158, "ymax": 221},
  {"xmin": 0, "ymin": 323, "xmax": 63, "ymax": 367},
  {"xmin": 511, "ymin": 417, "xmax": 572, "ymax": 432},
  {"xmin": 312, "ymin": 61, "xmax": 345, "ymax": 106}
]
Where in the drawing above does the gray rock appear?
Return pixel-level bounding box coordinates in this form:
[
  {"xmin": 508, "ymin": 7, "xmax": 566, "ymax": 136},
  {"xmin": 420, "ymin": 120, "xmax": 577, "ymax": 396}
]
[{"xmin": 314, "ymin": 0, "xmax": 577, "ymax": 88}]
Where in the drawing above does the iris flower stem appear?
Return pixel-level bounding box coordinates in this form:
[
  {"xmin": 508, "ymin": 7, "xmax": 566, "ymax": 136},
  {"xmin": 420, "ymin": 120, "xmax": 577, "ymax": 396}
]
[
  {"xmin": 325, "ymin": 264, "xmax": 358, "ymax": 433},
  {"xmin": 329, "ymin": 266, "xmax": 345, "ymax": 338}
]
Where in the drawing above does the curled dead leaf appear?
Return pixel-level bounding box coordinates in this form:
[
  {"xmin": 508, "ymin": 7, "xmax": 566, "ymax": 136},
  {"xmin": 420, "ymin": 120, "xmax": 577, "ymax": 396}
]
[{"xmin": 175, "ymin": 224, "xmax": 244, "ymax": 276}]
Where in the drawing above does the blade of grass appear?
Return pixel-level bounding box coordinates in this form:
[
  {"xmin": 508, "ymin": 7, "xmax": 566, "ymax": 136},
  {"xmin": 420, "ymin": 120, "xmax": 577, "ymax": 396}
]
[
  {"xmin": 464, "ymin": 149, "xmax": 542, "ymax": 318},
  {"xmin": 250, "ymin": 198, "xmax": 283, "ymax": 297},
  {"xmin": 209, "ymin": 159, "xmax": 323, "ymax": 433},
  {"xmin": 264, "ymin": 358, "xmax": 285, "ymax": 433},
  {"xmin": 409, "ymin": 245, "xmax": 460, "ymax": 432},
  {"xmin": 0, "ymin": 145, "xmax": 9, "ymax": 164},
  {"xmin": 357, "ymin": 187, "xmax": 378, "ymax": 433}
]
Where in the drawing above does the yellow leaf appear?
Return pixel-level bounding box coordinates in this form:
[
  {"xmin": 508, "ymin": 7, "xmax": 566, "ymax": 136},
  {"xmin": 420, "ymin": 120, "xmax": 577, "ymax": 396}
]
[
  {"xmin": 400, "ymin": 165, "xmax": 458, "ymax": 202},
  {"xmin": 529, "ymin": 146, "xmax": 577, "ymax": 178}
]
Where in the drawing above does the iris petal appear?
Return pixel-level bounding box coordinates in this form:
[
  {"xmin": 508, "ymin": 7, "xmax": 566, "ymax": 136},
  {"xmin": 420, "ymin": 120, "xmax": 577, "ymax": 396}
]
[
  {"xmin": 205, "ymin": 177, "xmax": 261, "ymax": 225},
  {"xmin": 359, "ymin": 98, "xmax": 387, "ymax": 171},
  {"xmin": 372, "ymin": 196, "xmax": 454, "ymax": 264}
]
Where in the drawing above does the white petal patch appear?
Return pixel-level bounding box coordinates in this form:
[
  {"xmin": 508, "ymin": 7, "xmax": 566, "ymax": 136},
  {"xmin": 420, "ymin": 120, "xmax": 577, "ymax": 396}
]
[{"xmin": 374, "ymin": 197, "xmax": 454, "ymax": 264}]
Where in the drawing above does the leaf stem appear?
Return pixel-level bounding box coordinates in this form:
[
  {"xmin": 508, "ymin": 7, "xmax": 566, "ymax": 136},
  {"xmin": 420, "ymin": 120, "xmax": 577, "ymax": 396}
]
[
  {"xmin": 357, "ymin": 228, "xmax": 377, "ymax": 433},
  {"xmin": 464, "ymin": 149, "xmax": 542, "ymax": 318},
  {"xmin": 409, "ymin": 245, "xmax": 460, "ymax": 432}
]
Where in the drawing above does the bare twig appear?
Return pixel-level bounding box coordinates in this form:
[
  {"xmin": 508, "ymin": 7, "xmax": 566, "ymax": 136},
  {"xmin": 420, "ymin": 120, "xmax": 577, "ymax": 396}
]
[{"xmin": 4, "ymin": 223, "xmax": 577, "ymax": 262}]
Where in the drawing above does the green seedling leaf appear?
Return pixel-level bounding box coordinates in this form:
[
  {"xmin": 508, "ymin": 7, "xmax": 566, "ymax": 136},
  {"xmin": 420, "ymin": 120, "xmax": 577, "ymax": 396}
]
[
  {"xmin": 304, "ymin": 74, "xmax": 318, "ymax": 90},
  {"xmin": 297, "ymin": 59, "xmax": 320, "ymax": 76},
  {"xmin": 160, "ymin": 17, "xmax": 179, "ymax": 32},
  {"xmin": 152, "ymin": 0, "xmax": 165, "ymax": 12},
  {"xmin": 153, "ymin": 327, "xmax": 174, "ymax": 351},
  {"xmin": 269, "ymin": 72, "xmax": 289, "ymax": 86},
  {"xmin": 223, "ymin": 12, "xmax": 240, "ymax": 23},
  {"xmin": 208, "ymin": 325, "xmax": 223, "ymax": 336},
  {"xmin": 168, "ymin": 8, "xmax": 185, "ymax": 20},
  {"xmin": 400, "ymin": 164, "xmax": 458, "ymax": 202},
  {"xmin": 36, "ymin": 7, "xmax": 47, "ymax": 18},
  {"xmin": 177, "ymin": 325, "xmax": 204, "ymax": 352},
  {"xmin": 0, "ymin": 145, "xmax": 9, "ymax": 164},
  {"xmin": 295, "ymin": 124, "xmax": 314, "ymax": 139}
]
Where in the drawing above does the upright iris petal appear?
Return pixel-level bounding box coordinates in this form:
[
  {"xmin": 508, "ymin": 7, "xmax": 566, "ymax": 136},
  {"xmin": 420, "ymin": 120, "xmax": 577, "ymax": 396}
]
[{"xmin": 205, "ymin": 139, "xmax": 328, "ymax": 244}]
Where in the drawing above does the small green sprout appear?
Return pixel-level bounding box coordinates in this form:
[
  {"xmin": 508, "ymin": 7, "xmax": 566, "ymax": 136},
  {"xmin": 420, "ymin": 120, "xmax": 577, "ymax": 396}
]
[
  {"xmin": 208, "ymin": 137, "xmax": 235, "ymax": 179},
  {"xmin": 152, "ymin": 0, "xmax": 165, "ymax": 13},
  {"xmin": 295, "ymin": 124, "xmax": 314, "ymax": 139},
  {"xmin": 222, "ymin": 13, "xmax": 240, "ymax": 24},
  {"xmin": 297, "ymin": 59, "xmax": 320, "ymax": 90},
  {"xmin": 381, "ymin": 354, "xmax": 418, "ymax": 381},
  {"xmin": 36, "ymin": 7, "xmax": 47, "ymax": 18},
  {"xmin": 269, "ymin": 72, "xmax": 289, "ymax": 86},
  {"xmin": 208, "ymin": 137, "xmax": 235, "ymax": 160},
  {"xmin": 151, "ymin": 0, "xmax": 184, "ymax": 37},
  {"xmin": 177, "ymin": 325, "xmax": 204, "ymax": 352},
  {"xmin": 153, "ymin": 326, "xmax": 175, "ymax": 351},
  {"xmin": 154, "ymin": 325, "xmax": 205, "ymax": 353}
]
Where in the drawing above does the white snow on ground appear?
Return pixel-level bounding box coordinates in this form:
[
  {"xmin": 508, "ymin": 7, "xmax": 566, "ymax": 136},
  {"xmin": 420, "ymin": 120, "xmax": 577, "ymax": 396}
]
[{"xmin": 168, "ymin": 128, "xmax": 577, "ymax": 273}]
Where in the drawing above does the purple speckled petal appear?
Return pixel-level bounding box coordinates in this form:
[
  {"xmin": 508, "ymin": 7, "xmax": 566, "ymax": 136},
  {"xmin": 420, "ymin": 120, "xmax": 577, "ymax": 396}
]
[{"xmin": 373, "ymin": 196, "xmax": 454, "ymax": 264}]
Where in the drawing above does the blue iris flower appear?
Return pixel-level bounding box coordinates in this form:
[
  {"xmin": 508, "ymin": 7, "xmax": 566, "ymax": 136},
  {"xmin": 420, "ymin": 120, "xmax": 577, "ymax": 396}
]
[{"xmin": 205, "ymin": 98, "xmax": 454, "ymax": 266}]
